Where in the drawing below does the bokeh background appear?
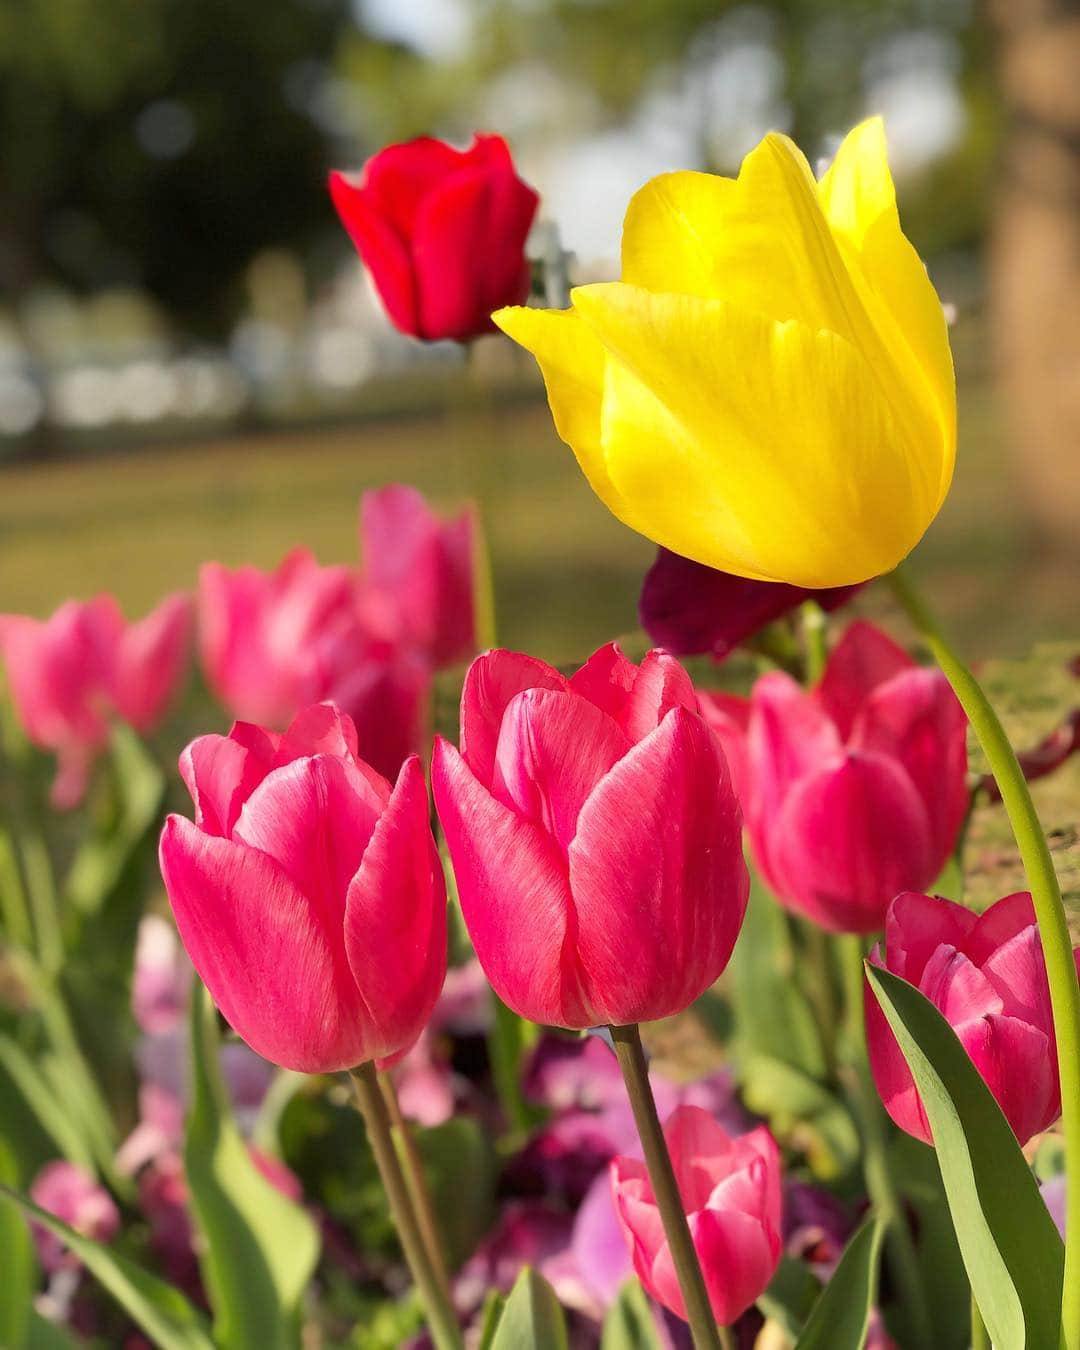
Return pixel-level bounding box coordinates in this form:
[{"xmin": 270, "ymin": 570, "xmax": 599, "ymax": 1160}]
[{"xmin": 2, "ymin": 0, "xmax": 1078, "ymax": 661}]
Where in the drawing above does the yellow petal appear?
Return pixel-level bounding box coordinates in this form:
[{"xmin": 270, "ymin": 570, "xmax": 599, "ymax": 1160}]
[
  {"xmin": 820, "ymin": 118, "xmax": 956, "ymax": 507},
  {"xmin": 571, "ymin": 282, "xmax": 934, "ymax": 587},
  {"xmin": 491, "ymin": 304, "xmax": 620, "ymax": 511}
]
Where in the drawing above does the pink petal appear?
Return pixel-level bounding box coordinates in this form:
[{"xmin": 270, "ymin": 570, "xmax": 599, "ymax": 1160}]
[
  {"xmin": 459, "ymin": 650, "xmax": 568, "ymax": 786},
  {"xmin": 746, "ymin": 670, "xmax": 843, "ymax": 833},
  {"xmin": 816, "ymin": 621, "xmax": 913, "ymax": 739},
  {"xmin": 159, "ymin": 816, "xmax": 370, "ymax": 1071},
  {"xmin": 491, "ymin": 688, "xmax": 630, "ymax": 854},
  {"xmin": 114, "ymin": 593, "xmax": 193, "ymax": 733},
  {"xmin": 966, "ymin": 892, "xmax": 1038, "ymax": 963},
  {"xmin": 344, "ymin": 756, "xmax": 447, "ymax": 1064},
  {"xmin": 622, "ymin": 650, "xmax": 700, "ymax": 743},
  {"xmin": 697, "ymin": 691, "xmax": 752, "ymax": 805},
  {"xmin": 687, "ymin": 1203, "xmax": 781, "ymax": 1325},
  {"xmin": 432, "ymin": 736, "xmax": 586, "ymax": 1027},
  {"xmin": 769, "ymin": 751, "xmax": 934, "ymax": 934},
  {"xmin": 233, "ymin": 754, "xmax": 386, "ymax": 934},
  {"xmin": 918, "ymin": 945, "xmax": 1002, "ymax": 1023},
  {"xmin": 978, "ymin": 921, "xmax": 1052, "ymax": 1031},
  {"xmin": 959, "ymin": 1013, "xmax": 1059, "ymax": 1145},
  {"xmin": 568, "ymin": 643, "xmax": 638, "ymax": 723},
  {"xmin": 329, "ymin": 648, "xmax": 432, "ymax": 784},
  {"xmin": 276, "ymin": 702, "xmax": 362, "ymax": 767},
  {"xmin": 866, "ymin": 955, "xmax": 932, "ymax": 1144},
  {"xmin": 884, "ymin": 891, "xmax": 979, "ymax": 985},
  {"xmin": 569, "ymin": 708, "xmax": 748, "ymax": 1024}
]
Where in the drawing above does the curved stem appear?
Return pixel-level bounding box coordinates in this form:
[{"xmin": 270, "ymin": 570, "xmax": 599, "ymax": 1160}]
[
  {"xmin": 838, "ymin": 935, "xmax": 932, "ymax": 1350},
  {"xmin": 971, "ymin": 1287, "xmax": 990, "ymax": 1350},
  {"xmin": 889, "ymin": 565, "xmax": 1080, "ymax": 1349},
  {"xmin": 610, "ymin": 1024, "xmax": 722, "ymax": 1350},
  {"xmin": 377, "ymin": 1071, "xmax": 452, "ymax": 1298},
  {"xmin": 349, "ymin": 1064, "xmax": 462, "ymax": 1350}
]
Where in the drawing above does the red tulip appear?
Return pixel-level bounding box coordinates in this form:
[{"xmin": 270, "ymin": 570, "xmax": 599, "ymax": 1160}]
[
  {"xmin": 330, "ymin": 134, "xmax": 539, "ymax": 343},
  {"xmin": 866, "ymin": 890, "xmax": 1080, "ymax": 1146},
  {"xmin": 0, "ymin": 593, "xmax": 192, "ymax": 808},
  {"xmin": 714, "ymin": 621, "xmax": 968, "ymax": 933},
  {"xmin": 611, "ymin": 1105, "xmax": 782, "ymax": 1327},
  {"xmin": 432, "ymin": 643, "xmax": 748, "ymax": 1028},
  {"xmin": 640, "ymin": 546, "xmax": 862, "ymax": 660},
  {"xmin": 159, "ymin": 703, "xmax": 447, "ymax": 1072},
  {"xmin": 357, "ymin": 484, "xmax": 478, "ymax": 669}
]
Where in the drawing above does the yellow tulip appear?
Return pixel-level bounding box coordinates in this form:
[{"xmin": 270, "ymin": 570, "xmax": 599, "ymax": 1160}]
[{"xmin": 493, "ymin": 119, "xmax": 955, "ymax": 588}]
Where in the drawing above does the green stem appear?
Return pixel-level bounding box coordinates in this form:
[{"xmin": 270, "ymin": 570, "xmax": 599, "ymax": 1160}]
[
  {"xmin": 801, "ymin": 600, "xmax": 829, "ymax": 685},
  {"xmin": 802, "ymin": 920, "xmax": 839, "ymax": 1076},
  {"xmin": 838, "ymin": 934, "xmax": 932, "ymax": 1350},
  {"xmin": 378, "ymin": 1070, "xmax": 452, "ymax": 1299},
  {"xmin": 971, "ymin": 1287, "xmax": 990, "ymax": 1350},
  {"xmin": 488, "ymin": 993, "xmax": 536, "ymax": 1138},
  {"xmin": 889, "ymin": 565, "xmax": 1080, "ymax": 1349},
  {"xmin": 0, "ymin": 825, "xmax": 33, "ymax": 948},
  {"xmin": 609, "ymin": 1024, "xmax": 723, "ymax": 1350},
  {"xmin": 349, "ymin": 1064, "xmax": 462, "ymax": 1350},
  {"xmin": 19, "ymin": 827, "xmax": 63, "ymax": 976}
]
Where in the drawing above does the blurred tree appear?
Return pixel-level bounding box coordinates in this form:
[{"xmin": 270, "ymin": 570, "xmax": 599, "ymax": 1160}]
[{"xmin": 0, "ymin": 0, "xmax": 351, "ymax": 333}]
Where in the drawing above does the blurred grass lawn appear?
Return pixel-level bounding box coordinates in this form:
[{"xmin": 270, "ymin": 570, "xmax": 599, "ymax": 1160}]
[{"xmin": 1, "ymin": 330, "xmax": 1076, "ymax": 665}]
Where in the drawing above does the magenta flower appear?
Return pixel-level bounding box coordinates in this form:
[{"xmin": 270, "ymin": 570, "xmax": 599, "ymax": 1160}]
[
  {"xmin": 159, "ymin": 703, "xmax": 447, "ymax": 1072},
  {"xmin": 0, "ymin": 593, "xmax": 191, "ymax": 808},
  {"xmin": 611, "ymin": 1106, "xmax": 782, "ymax": 1328},
  {"xmin": 29, "ymin": 1161, "xmax": 120, "ymax": 1273},
  {"xmin": 433, "ymin": 643, "xmax": 748, "ymax": 1028},
  {"xmin": 867, "ymin": 890, "xmax": 1080, "ymax": 1146},
  {"xmin": 714, "ymin": 621, "xmax": 968, "ymax": 933}
]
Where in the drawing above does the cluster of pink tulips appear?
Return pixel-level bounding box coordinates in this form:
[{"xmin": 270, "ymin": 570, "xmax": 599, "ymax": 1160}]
[{"xmin": 4, "ymin": 119, "xmax": 1080, "ymax": 1350}]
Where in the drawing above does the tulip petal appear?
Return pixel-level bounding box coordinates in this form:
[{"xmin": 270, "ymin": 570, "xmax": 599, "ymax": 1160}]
[
  {"xmin": 979, "ymin": 921, "xmax": 1053, "ymax": 1029},
  {"xmin": 344, "ymin": 756, "xmax": 447, "ymax": 1063},
  {"xmin": 359, "ymin": 137, "xmax": 464, "ymax": 233},
  {"xmin": 884, "ymin": 890, "xmax": 978, "ymax": 984},
  {"xmin": 432, "ymin": 737, "xmax": 586, "ymax": 1026},
  {"xmin": 490, "ymin": 305, "xmax": 618, "ymax": 513},
  {"xmin": 966, "ymin": 892, "xmax": 1038, "ymax": 964},
  {"xmin": 567, "ymin": 643, "xmax": 637, "ymax": 718},
  {"xmin": 233, "ymin": 755, "xmax": 386, "ymax": 932},
  {"xmin": 459, "ymin": 649, "xmax": 568, "ymax": 786},
  {"xmin": 958, "ymin": 1013, "xmax": 1057, "ymax": 1145},
  {"xmin": 687, "ymin": 1204, "xmax": 780, "ymax": 1326},
  {"xmin": 491, "ymin": 688, "xmax": 630, "ymax": 855},
  {"xmin": 569, "ymin": 708, "xmax": 747, "ymax": 1024},
  {"xmin": 819, "ymin": 117, "xmax": 956, "ymax": 501},
  {"xmin": 329, "ymin": 172, "xmax": 419, "ymax": 338},
  {"xmin": 159, "ymin": 816, "xmax": 369, "ymax": 1071},
  {"xmin": 113, "ymin": 593, "xmax": 192, "ymax": 733},
  {"xmin": 816, "ymin": 619, "xmax": 913, "ymax": 737},
  {"xmin": 747, "ymin": 671, "xmax": 843, "ymax": 831},
  {"xmin": 770, "ymin": 750, "xmax": 934, "ymax": 933},
  {"xmin": 179, "ymin": 732, "xmax": 274, "ymax": 837},
  {"xmin": 918, "ymin": 945, "xmax": 1002, "ymax": 1023},
  {"xmin": 572, "ymin": 282, "xmax": 930, "ymax": 586}
]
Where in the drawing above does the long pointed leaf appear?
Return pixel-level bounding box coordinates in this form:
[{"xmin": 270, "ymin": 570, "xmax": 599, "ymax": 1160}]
[
  {"xmin": 0, "ymin": 1185, "xmax": 213, "ymax": 1350},
  {"xmin": 185, "ymin": 981, "xmax": 320, "ymax": 1350},
  {"xmin": 794, "ymin": 1218, "xmax": 883, "ymax": 1350},
  {"xmin": 490, "ymin": 1267, "xmax": 569, "ymax": 1350},
  {"xmin": 866, "ymin": 965, "xmax": 1064, "ymax": 1350}
]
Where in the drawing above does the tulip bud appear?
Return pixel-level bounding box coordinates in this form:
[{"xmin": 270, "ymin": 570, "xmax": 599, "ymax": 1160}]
[
  {"xmin": 611, "ymin": 1105, "xmax": 782, "ymax": 1327},
  {"xmin": 495, "ymin": 118, "xmax": 955, "ymax": 589},
  {"xmin": 432, "ymin": 643, "xmax": 748, "ymax": 1028},
  {"xmin": 159, "ymin": 703, "xmax": 447, "ymax": 1072},
  {"xmin": 330, "ymin": 134, "xmax": 539, "ymax": 344},
  {"xmin": 715, "ymin": 621, "xmax": 967, "ymax": 933},
  {"xmin": 866, "ymin": 890, "xmax": 1080, "ymax": 1145}
]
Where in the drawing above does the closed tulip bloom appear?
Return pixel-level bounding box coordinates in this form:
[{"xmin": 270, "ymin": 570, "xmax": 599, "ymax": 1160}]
[
  {"xmin": 641, "ymin": 546, "xmax": 862, "ymax": 660},
  {"xmin": 330, "ymin": 134, "xmax": 539, "ymax": 343},
  {"xmin": 611, "ymin": 1106, "xmax": 782, "ymax": 1327},
  {"xmin": 717, "ymin": 620, "xmax": 967, "ymax": 933},
  {"xmin": 357, "ymin": 484, "xmax": 478, "ymax": 668},
  {"xmin": 432, "ymin": 643, "xmax": 749, "ymax": 1028},
  {"xmin": 495, "ymin": 118, "xmax": 954, "ymax": 588},
  {"xmin": 0, "ymin": 593, "xmax": 192, "ymax": 808},
  {"xmin": 867, "ymin": 890, "xmax": 1080, "ymax": 1146},
  {"xmin": 159, "ymin": 703, "xmax": 447, "ymax": 1072}
]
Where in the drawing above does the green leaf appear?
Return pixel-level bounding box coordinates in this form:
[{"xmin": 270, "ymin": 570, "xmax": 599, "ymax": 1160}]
[
  {"xmin": 490, "ymin": 1267, "xmax": 569, "ymax": 1350},
  {"xmin": 601, "ymin": 1279, "xmax": 661, "ymax": 1349},
  {"xmin": 0, "ymin": 1035, "xmax": 96, "ymax": 1172},
  {"xmin": 757, "ymin": 1256, "xmax": 822, "ymax": 1341},
  {"xmin": 728, "ymin": 875, "xmax": 826, "ymax": 1077},
  {"xmin": 476, "ymin": 1291, "xmax": 506, "ymax": 1350},
  {"xmin": 0, "ymin": 1138, "xmax": 35, "ymax": 1350},
  {"xmin": 417, "ymin": 1115, "xmax": 497, "ymax": 1271},
  {"xmin": 24, "ymin": 1311, "xmax": 79, "ymax": 1349},
  {"xmin": 0, "ymin": 1184, "xmax": 213, "ymax": 1350},
  {"xmin": 794, "ymin": 1218, "xmax": 883, "ymax": 1350},
  {"xmin": 185, "ymin": 981, "xmax": 320, "ymax": 1350},
  {"xmin": 866, "ymin": 965, "xmax": 1064, "ymax": 1350},
  {"xmin": 738, "ymin": 1053, "xmax": 859, "ymax": 1179}
]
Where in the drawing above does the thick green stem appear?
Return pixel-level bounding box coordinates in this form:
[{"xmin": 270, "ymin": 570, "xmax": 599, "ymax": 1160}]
[
  {"xmin": 971, "ymin": 1287, "xmax": 990, "ymax": 1350},
  {"xmin": 349, "ymin": 1064, "xmax": 462, "ymax": 1350},
  {"xmin": 838, "ymin": 935, "xmax": 932, "ymax": 1350},
  {"xmin": 377, "ymin": 1070, "xmax": 452, "ymax": 1299},
  {"xmin": 610, "ymin": 1024, "xmax": 723, "ymax": 1350},
  {"xmin": 801, "ymin": 600, "xmax": 829, "ymax": 685},
  {"xmin": 889, "ymin": 565, "xmax": 1080, "ymax": 1349}
]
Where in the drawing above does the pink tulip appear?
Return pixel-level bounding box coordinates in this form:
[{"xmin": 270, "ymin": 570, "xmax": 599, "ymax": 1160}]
[
  {"xmin": 867, "ymin": 890, "xmax": 1080, "ymax": 1146},
  {"xmin": 713, "ymin": 621, "xmax": 967, "ymax": 933},
  {"xmin": 29, "ymin": 1161, "xmax": 120, "ymax": 1273},
  {"xmin": 159, "ymin": 703, "xmax": 447, "ymax": 1072},
  {"xmin": 433, "ymin": 644, "xmax": 748, "ymax": 1028},
  {"xmin": 611, "ymin": 1106, "xmax": 782, "ymax": 1328},
  {"xmin": 357, "ymin": 484, "xmax": 478, "ymax": 669},
  {"xmin": 0, "ymin": 593, "xmax": 192, "ymax": 808}
]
